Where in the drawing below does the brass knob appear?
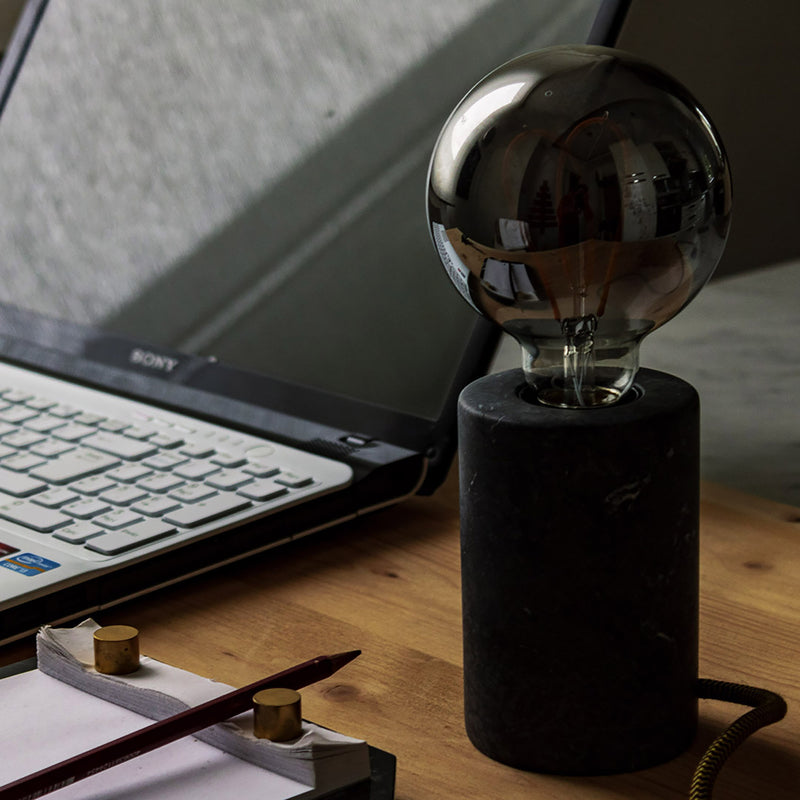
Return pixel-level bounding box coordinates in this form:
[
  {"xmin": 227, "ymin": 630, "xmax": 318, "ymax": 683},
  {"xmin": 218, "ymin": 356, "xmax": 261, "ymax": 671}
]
[
  {"xmin": 252, "ymin": 687, "xmax": 302, "ymax": 741},
  {"xmin": 93, "ymin": 625, "xmax": 140, "ymax": 675}
]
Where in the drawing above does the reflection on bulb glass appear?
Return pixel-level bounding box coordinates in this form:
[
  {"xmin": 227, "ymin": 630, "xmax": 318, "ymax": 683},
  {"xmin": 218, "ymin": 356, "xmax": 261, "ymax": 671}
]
[{"xmin": 427, "ymin": 46, "xmax": 731, "ymax": 408}]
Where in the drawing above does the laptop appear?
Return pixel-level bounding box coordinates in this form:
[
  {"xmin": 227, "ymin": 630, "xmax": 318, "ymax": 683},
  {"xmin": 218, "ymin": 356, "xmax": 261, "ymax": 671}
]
[{"xmin": 0, "ymin": 0, "xmax": 512, "ymax": 644}]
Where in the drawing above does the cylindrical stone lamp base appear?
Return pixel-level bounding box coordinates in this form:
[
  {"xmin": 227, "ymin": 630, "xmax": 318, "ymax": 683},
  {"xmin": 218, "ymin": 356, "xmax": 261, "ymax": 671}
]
[{"xmin": 458, "ymin": 368, "xmax": 699, "ymax": 775}]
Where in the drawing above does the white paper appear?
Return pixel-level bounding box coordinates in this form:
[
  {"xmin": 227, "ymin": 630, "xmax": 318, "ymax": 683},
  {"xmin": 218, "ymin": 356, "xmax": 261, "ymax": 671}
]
[{"xmin": 0, "ymin": 670, "xmax": 315, "ymax": 800}]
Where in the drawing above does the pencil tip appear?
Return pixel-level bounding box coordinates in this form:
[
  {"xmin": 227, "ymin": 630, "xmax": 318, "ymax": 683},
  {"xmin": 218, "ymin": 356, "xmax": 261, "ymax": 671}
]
[{"xmin": 328, "ymin": 649, "xmax": 361, "ymax": 671}]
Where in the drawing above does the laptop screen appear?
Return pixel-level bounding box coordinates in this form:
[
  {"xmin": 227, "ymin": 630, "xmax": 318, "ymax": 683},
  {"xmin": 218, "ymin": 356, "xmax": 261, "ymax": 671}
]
[{"xmin": 0, "ymin": 0, "xmax": 482, "ymax": 422}]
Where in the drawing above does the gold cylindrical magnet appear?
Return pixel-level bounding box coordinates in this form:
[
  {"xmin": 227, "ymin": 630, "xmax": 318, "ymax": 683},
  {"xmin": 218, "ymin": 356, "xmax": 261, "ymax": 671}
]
[
  {"xmin": 93, "ymin": 625, "xmax": 140, "ymax": 675},
  {"xmin": 252, "ymin": 687, "xmax": 302, "ymax": 742}
]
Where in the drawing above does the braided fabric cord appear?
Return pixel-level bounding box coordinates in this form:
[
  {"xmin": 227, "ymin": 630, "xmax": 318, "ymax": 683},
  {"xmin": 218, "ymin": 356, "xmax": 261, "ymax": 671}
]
[{"xmin": 690, "ymin": 679, "xmax": 788, "ymax": 800}]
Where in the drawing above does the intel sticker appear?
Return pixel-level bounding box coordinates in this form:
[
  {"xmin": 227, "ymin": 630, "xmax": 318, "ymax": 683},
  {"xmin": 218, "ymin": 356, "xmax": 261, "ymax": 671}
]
[{"xmin": 1, "ymin": 553, "xmax": 61, "ymax": 576}]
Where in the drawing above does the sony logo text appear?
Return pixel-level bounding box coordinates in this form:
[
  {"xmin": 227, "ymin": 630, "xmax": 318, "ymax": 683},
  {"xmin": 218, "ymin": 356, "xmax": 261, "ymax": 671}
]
[{"xmin": 129, "ymin": 348, "xmax": 180, "ymax": 373}]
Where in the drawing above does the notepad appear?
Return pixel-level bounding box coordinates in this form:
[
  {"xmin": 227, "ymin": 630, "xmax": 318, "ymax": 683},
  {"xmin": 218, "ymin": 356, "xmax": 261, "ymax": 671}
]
[{"xmin": 0, "ymin": 621, "xmax": 373, "ymax": 799}]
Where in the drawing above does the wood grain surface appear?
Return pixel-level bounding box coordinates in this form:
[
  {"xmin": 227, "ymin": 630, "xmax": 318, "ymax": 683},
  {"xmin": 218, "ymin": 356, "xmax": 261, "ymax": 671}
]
[{"xmin": 2, "ymin": 473, "xmax": 798, "ymax": 799}]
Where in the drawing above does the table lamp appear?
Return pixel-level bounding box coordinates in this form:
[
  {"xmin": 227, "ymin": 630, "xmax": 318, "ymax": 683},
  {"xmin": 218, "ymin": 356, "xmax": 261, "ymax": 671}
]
[{"xmin": 427, "ymin": 45, "xmax": 731, "ymax": 774}]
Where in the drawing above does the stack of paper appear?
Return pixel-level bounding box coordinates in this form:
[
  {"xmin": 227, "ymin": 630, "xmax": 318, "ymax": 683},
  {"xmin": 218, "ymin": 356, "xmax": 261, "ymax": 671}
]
[{"xmin": 0, "ymin": 620, "xmax": 371, "ymax": 799}]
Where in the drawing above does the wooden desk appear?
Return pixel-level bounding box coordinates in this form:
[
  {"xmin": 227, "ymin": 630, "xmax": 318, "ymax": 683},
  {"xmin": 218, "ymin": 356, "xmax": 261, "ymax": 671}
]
[{"xmin": 1, "ymin": 473, "xmax": 798, "ymax": 798}]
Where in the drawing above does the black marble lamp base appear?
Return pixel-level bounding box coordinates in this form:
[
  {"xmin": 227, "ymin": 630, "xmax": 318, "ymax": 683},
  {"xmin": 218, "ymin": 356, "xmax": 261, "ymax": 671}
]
[{"xmin": 457, "ymin": 368, "xmax": 700, "ymax": 775}]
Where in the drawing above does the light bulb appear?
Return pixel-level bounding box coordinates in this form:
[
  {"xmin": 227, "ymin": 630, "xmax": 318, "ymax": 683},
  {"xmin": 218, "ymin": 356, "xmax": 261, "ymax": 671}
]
[{"xmin": 427, "ymin": 45, "xmax": 731, "ymax": 408}]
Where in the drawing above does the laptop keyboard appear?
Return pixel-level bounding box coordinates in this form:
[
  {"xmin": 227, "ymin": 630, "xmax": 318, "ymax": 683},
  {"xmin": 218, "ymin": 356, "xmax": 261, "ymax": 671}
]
[{"xmin": 0, "ymin": 363, "xmax": 353, "ymax": 565}]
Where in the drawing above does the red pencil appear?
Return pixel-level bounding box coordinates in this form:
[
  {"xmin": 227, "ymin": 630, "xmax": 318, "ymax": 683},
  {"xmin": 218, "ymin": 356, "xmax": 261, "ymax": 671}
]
[{"xmin": 0, "ymin": 650, "xmax": 360, "ymax": 800}]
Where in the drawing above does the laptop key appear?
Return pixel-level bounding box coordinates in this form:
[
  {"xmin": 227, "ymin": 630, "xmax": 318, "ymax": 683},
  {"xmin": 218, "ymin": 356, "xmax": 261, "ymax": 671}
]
[
  {"xmin": 132, "ymin": 495, "xmax": 181, "ymax": 517},
  {"xmin": 173, "ymin": 461, "xmax": 219, "ymax": 481},
  {"xmin": 0, "ymin": 467, "xmax": 47, "ymax": 497},
  {"xmin": 93, "ymin": 509, "xmax": 144, "ymax": 530},
  {"xmin": 0, "ymin": 406, "xmax": 38, "ymax": 424},
  {"xmin": 149, "ymin": 433, "xmax": 184, "ymax": 449},
  {"xmin": 142, "ymin": 452, "xmax": 189, "ymax": 471},
  {"xmin": 62, "ymin": 498, "xmax": 112, "ymax": 519},
  {"xmin": 24, "ymin": 415, "xmax": 66, "ymax": 433},
  {"xmin": 72, "ymin": 474, "xmax": 118, "ymax": 496},
  {"xmin": 0, "ymin": 499, "xmax": 71, "ymax": 532},
  {"xmin": 29, "ymin": 440, "xmax": 75, "ymax": 458},
  {"xmin": 106, "ymin": 464, "xmax": 153, "ymax": 483},
  {"xmin": 1, "ymin": 453, "xmax": 47, "ymax": 472},
  {"xmin": 83, "ymin": 432, "xmax": 158, "ymax": 461},
  {"xmin": 52, "ymin": 423, "xmax": 95, "ymax": 441},
  {"xmin": 100, "ymin": 486, "xmax": 149, "ymax": 506},
  {"xmin": 243, "ymin": 463, "xmax": 280, "ymax": 478},
  {"xmin": 168, "ymin": 483, "xmax": 217, "ymax": 503},
  {"xmin": 210, "ymin": 453, "xmax": 247, "ymax": 468},
  {"xmin": 275, "ymin": 471, "xmax": 314, "ymax": 488},
  {"xmin": 238, "ymin": 480, "xmax": 288, "ymax": 502},
  {"xmin": 32, "ymin": 488, "xmax": 79, "ymax": 508},
  {"xmin": 85, "ymin": 519, "xmax": 176, "ymax": 555},
  {"xmin": 72, "ymin": 412, "xmax": 106, "ymax": 426},
  {"xmin": 2, "ymin": 389, "xmax": 33, "ymax": 403},
  {"xmin": 49, "ymin": 404, "xmax": 80, "ymax": 418},
  {"xmin": 24, "ymin": 397, "xmax": 58, "ymax": 411},
  {"xmin": 206, "ymin": 469, "xmax": 253, "ymax": 491},
  {"xmin": 124, "ymin": 425, "xmax": 157, "ymax": 440},
  {"xmin": 97, "ymin": 419, "xmax": 128, "ymax": 433},
  {"xmin": 54, "ymin": 521, "xmax": 104, "ymax": 544},
  {"xmin": 2, "ymin": 430, "xmax": 47, "ymax": 448},
  {"xmin": 138, "ymin": 473, "xmax": 185, "ymax": 493},
  {"xmin": 30, "ymin": 450, "xmax": 119, "ymax": 484},
  {"xmin": 179, "ymin": 444, "xmax": 215, "ymax": 459},
  {"xmin": 164, "ymin": 493, "xmax": 250, "ymax": 528}
]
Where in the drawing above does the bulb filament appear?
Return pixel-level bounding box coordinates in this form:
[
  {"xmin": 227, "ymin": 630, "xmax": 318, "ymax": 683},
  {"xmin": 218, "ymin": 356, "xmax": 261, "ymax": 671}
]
[{"xmin": 561, "ymin": 314, "xmax": 597, "ymax": 407}]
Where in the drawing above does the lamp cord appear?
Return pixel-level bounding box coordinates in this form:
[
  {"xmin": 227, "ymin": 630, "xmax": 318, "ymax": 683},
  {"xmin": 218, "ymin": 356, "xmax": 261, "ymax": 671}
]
[{"xmin": 690, "ymin": 679, "xmax": 788, "ymax": 799}]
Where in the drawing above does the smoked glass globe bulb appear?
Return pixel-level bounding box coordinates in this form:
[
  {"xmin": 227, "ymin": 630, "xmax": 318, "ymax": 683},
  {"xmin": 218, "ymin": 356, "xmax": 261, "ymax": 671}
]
[{"xmin": 427, "ymin": 45, "xmax": 731, "ymax": 408}]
